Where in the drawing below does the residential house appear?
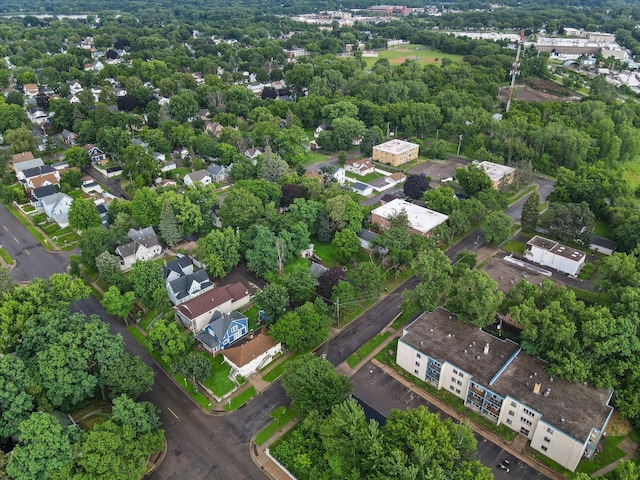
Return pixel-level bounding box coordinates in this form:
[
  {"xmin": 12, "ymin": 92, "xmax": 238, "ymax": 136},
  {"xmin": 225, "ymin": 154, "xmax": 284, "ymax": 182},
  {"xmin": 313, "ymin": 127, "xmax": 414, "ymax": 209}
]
[
  {"xmin": 60, "ymin": 129, "xmax": 78, "ymax": 145},
  {"xmin": 50, "ymin": 160, "xmax": 69, "ymax": 173},
  {"xmin": 11, "ymin": 151, "xmax": 34, "ymax": 167},
  {"xmin": 20, "ymin": 165, "xmax": 60, "ymax": 192},
  {"xmin": 163, "ymin": 256, "xmax": 214, "ymax": 305},
  {"xmin": 115, "ymin": 227, "xmax": 163, "ymax": 270},
  {"xmin": 30, "ymin": 184, "xmax": 58, "ymax": 207},
  {"xmin": 184, "ymin": 170, "xmax": 213, "ymax": 187},
  {"xmin": 478, "ymin": 161, "xmax": 515, "ymax": 189},
  {"xmin": 206, "ymin": 163, "xmax": 228, "ymax": 182},
  {"xmin": 81, "ymin": 180, "xmax": 103, "ymax": 194},
  {"xmin": 243, "ymin": 147, "xmax": 263, "ymax": 163},
  {"xmin": 352, "ymin": 181, "xmax": 373, "ymax": 196},
  {"xmin": 131, "ymin": 138, "xmax": 149, "ymax": 150},
  {"xmin": 357, "ymin": 229, "xmax": 380, "ymax": 250},
  {"xmin": 175, "ymin": 282, "xmax": 251, "ymax": 332},
  {"xmin": 371, "ymin": 198, "xmax": 448, "ymax": 237},
  {"xmin": 524, "ymin": 236, "xmax": 586, "ymax": 276},
  {"xmin": 222, "ymin": 330, "xmax": 283, "ymax": 377},
  {"xmin": 12, "ymin": 155, "xmax": 42, "ymax": 176},
  {"xmin": 84, "ymin": 144, "xmax": 107, "ymax": 165},
  {"xmin": 309, "ymin": 262, "xmax": 328, "ymax": 279},
  {"xmin": 27, "ymin": 108, "xmax": 49, "ymax": 126},
  {"xmin": 369, "ymin": 172, "xmax": 407, "ymax": 193},
  {"xmin": 41, "ymin": 192, "xmax": 73, "ymax": 227},
  {"xmin": 345, "ymin": 158, "xmax": 375, "ymax": 176},
  {"xmin": 372, "ymin": 139, "xmax": 419, "ymax": 167},
  {"xmin": 69, "ymin": 81, "xmax": 83, "ymax": 95},
  {"xmin": 195, "ymin": 311, "xmax": 249, "ymax": 355},
  {"xmin": 396, "ymin": 308, "xmax": 613, "ymax": 472},
  {"xmin": 590, "ymin": 236, "xmax": 617, "ymax": 256},
  {"xmin": 96, "ymin": 203, "xmax": 109, "ymax": 227},
  {"xmin": 23, "ymin": 84, "xmax": 39, "ymax": 97}
]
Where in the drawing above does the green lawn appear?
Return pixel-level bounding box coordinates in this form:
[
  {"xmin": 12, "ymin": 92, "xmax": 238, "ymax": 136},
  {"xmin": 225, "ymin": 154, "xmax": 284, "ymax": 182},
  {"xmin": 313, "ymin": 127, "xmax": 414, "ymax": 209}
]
[
  {"xmin": 240, "ymin": 305, "xmax": 261, "ymax": 331},
  {"xmin": 224, "ymin": 386, "xmax": 256, "ymax": 411},
  {"xmin": 302, "ymin": 150, "xmax": 329, "ymax": 165},
  {"xmin": 391, "ymin": 305, "xmax": 421, "ymax": 330},
  {"xmin": 255, "ymin": 406, "xmax": 299, "ymax": 446},
  {"xmin": 363, "ymin": 44, "xmax": 464, "ymax": 69},
  {"xmin": 623, "ymin": 156, "xmax": 640, "ymax": 190},
  {"xmin": 262, "ymin": 352, "xmax": 302, "ymax": 383},
  {"xmin": 570, "ymin": 287, "xmax": 611, "ymax": 305},
  {"xmin": 312, "ymin": 241, "xmax": 338, "ymax": 267},
  {"xmin": 502, "ymin": 240, "xmax": 526, "ymax": 255},
  {"xmin": 347, "ymin": 332, "xmax": 392, "ymax": 368},
  {"xmin": 175, "ymin": 373, "xmax": 212, "ymax": 409},
  {"xmin": 592, "ymin": 219, "xmax": 613, "ymax": 238},
  {"xmin": 126, "ymin": 326, "xmax": 152, "ymax": 352},
  {"xmin": 201, "ymin": 353, "xmax": 235, "ymax": 397},
  {"xmin": 347, "ymin": 171, "xmax": 385, "ymax": 183},
  {"xmin": 0, "ymin": 247, "xmax": 13, "ymax": 265},
  {"xmin": 575, "ymin": 436, "xmax": 627, "ymax": 476}
]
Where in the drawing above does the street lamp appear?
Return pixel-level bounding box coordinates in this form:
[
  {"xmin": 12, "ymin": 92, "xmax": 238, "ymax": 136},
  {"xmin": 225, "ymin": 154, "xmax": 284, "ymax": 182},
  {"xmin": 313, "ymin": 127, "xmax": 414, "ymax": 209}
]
[{"xmin": 457, "ymin": 135, "xmax": 463, "ymax": 156}]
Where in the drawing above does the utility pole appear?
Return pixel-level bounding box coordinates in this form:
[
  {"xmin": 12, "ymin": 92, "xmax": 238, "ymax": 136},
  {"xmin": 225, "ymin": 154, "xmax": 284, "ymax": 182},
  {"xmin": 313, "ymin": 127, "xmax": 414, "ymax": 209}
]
[{"xmin": 506, "ymin": 30, "xmax": 525, "ymax": 113}]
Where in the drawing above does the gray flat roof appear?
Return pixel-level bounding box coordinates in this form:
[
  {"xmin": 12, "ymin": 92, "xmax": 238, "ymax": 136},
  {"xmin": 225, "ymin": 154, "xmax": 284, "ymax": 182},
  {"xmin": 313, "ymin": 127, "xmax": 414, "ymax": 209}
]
[
  {"xmin": 490, "ymin": 353, "xmax": 612, "ymax": 441},
  {"xmin": 527, "ymin": 235, "xmax": 586, "ymax": 262},
  {"xmin": 401, "ymin": 308, "xmax": 519, "ymax": 386}
]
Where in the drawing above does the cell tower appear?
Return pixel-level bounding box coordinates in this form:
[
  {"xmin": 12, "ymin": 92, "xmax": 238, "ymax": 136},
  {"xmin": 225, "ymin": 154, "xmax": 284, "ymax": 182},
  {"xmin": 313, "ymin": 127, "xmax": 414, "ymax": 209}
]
[{"xmin": 506, "ymin": 30, "xmax": 525, "ymax": 113}]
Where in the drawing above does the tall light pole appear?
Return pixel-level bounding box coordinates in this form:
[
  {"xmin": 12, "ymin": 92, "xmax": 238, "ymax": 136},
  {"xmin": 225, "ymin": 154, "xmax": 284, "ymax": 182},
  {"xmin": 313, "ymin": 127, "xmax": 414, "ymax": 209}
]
[
  {"xmin": 457, "ymin": 135, "xmax": 463, "ymax": 156},
  {"xmin": 506, "ymin": 30, "xmax": 525, "ymax": 113}
]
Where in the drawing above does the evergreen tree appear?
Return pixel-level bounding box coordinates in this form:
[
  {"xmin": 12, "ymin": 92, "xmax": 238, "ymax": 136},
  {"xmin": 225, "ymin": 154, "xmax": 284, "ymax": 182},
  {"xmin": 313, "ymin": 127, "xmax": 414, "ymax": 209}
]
[
  {"xmin": 158, "ymin": 199, "xmax": 182, "ymax": 248},
  {"xmin": 521, "ymin": 190, "xmax": 540, "ymax": 232}
]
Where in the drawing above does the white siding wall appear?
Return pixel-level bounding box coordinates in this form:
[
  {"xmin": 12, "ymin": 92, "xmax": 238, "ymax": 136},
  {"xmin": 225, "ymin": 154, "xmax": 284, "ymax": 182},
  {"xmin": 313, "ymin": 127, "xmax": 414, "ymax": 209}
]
[
  {"xmin": 396, "ymin": 340, "xmax": 428, "ymax": 381},
  {"xmin": 530, "ymin": 421, "xmax": 586, "ymax": 471},
  {"xmin": 439, "ymin": 363, "xmax": 470, "ymax": 400},
  {"xmin": 497, "ymin": 397, "xmax": 541, "ymax": 440}
]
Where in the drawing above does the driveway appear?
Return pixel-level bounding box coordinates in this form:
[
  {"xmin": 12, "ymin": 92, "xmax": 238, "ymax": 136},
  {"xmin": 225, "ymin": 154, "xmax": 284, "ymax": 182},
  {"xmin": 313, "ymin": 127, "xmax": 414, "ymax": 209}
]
[
  {"xmin": 86, "ymin": 165, "xmax": 130, "ymax": 199},
  {"xmin": 352, "ymin": 363, "xmax": 550, "ymax": 480},
  {"xmin": 0, "ymin": 203, "xmax": 74, "ymax": 282},
  {"xmin": 506, "ymin": 176, "xmax": 555, "ymax": 223}
]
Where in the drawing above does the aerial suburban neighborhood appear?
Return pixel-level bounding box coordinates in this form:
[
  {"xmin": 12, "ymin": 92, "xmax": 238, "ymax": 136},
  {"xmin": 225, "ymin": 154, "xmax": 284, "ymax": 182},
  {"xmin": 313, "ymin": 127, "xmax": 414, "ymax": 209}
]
[{"xmin": 0, "ymin": 1, "xmax": 639, "ymax": 479}]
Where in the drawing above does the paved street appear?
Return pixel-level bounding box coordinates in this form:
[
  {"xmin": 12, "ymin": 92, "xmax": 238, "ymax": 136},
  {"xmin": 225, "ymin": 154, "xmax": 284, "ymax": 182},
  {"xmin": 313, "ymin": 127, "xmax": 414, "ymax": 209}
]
[
  {"xmin": 0, "ymin": 203, "xmax": 73, "ymax": 282},
  {"xmin": 71, "ymin": 295, "xmax": 288, "ymax": 480}
]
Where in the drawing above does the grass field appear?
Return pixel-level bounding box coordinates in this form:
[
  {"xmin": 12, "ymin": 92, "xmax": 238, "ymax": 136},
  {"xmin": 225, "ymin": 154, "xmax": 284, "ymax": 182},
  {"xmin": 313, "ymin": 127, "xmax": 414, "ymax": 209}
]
[
  {"xmin": 255, "ymin": 406, "xmax": 298, "ymax": 446},
  {"xmin": 623, "ymin": 157, "xmax": 640, "ymax": 191},
  {"xmin": 363, "ymin": 44, "xmax": 464, "ymax": 70}
]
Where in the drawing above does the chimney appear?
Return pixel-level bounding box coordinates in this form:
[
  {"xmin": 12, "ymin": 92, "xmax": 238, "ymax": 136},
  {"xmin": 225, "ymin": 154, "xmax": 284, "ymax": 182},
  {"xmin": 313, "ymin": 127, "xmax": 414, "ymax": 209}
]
[
  {"xmin": 533, "ymin": 383, "xmax": 542, "ymax": 394},
  {"xmin": 483, "ymin": 343, "xmax": 490, "ymax": 355}
]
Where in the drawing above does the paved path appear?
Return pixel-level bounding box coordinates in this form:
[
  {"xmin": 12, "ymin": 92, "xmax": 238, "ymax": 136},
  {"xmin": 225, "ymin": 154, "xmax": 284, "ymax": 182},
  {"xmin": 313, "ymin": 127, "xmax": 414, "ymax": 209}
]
[{"xmin": 591, "ymin": 437, "xmax": 639, "ymax": 477}]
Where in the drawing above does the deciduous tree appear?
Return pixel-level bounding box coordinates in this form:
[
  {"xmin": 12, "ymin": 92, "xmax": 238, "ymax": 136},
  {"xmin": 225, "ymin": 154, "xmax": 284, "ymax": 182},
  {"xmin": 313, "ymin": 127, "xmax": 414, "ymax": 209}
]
[
  {"xmin": 445, "ymin": 269, "xmax": 503, "ymax": 327},
  {"xmin": 480, "ymin": 211, "xmax": 514, "ymax": 245},
  {"xmin": 64, "ymin": 146, "xmax": 90, "ymax": 168},
  {"xmin": 101, "ymin": 286, "xmax": 135, "ymax": 322},
  {"xmin": 68, "ymin": 197, "xmax": 102, "ymax": 232},
  {"xmin": 254, "ymin": 283, "xmax": 289, "ymax": 321},
  {"xmin": 104, "ymin": 353, "xmax": 154, "ymax": 400},
  {"xmin": 455, "ymin": 164, "xmax": 492, "ymax": 196},
  {"xmin": 403, "ymin": 174, "xmax": 430, "ymax": 200},
  {"xmin": 196, "ymin": 227, "xmax": 240, "ymax": 278},
  {"xmin": 332, "ymin": 228, "xmax": 361, "ymax": 265},
  {"xmin": 0, "ymin": 355, "xmax": 34, "ymax": 439},
  {"xmin": 281, "ymin": 353, "xmax": 350, "ymax": 417},
  {"xmin": 130, "ymin": 261, "xmax": 165, "ymax": 309}
]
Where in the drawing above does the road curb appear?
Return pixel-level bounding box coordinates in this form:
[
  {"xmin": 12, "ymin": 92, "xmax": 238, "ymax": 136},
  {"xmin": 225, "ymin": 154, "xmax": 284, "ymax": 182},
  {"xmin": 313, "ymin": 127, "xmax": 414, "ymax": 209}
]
[{"xmin": 143, "ymin": 439, "xmax": 168, "ymax": 478}]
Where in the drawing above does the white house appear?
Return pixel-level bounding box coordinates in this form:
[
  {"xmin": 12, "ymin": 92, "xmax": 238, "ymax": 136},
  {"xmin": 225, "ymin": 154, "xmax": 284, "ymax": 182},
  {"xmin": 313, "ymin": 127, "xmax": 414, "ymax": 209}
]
[
  {"xmin": 163, "ymin": 255, "xmax": 214, "ymax": 305},
  {"xmin": 524, "ymin": 236, "xmax": 586, "ymax": 276},
  {"xmin": 396, "ymin": 308, "xmax": 614, "ymax": 472},
  {"xmin": 222, "ymin": 330, "xmax": 283, "ymax": 377},
  {"xmin": 41, "ymin": 192, "xmax": 73, "ymax": 228},
  {"xmin": 184, "ymin": 170, "xmax": 213, "ymax": 187},
  {"xmin": 478, "ymin": 161, "xmax": 515, "ymax": 189},
  {"xmin": 115, "ymin": 227, "xmax": 163, "ymax": 270},
  {"xmin": 352, "ymin": 181, "xmax": 373, "ymax": 196},
  {"xmin": 345, "ymin": 158, "xmax": 375, "ymax": 176}
]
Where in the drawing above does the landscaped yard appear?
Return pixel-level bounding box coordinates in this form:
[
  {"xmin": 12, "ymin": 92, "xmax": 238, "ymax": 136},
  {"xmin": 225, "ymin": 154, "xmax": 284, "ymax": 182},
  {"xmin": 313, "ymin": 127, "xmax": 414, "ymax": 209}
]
[
  {"xmin": 255, "ymin": 406, "xmax": 299, "ymax": 446},
  {"xmin": 312, "ymin": 241, "xmax": 338, "ymax": 267},
  {"xmin": 201, "ymin": 353, "xmax": 235, "ymax": 397},
  {"xmin": 262, "ymin": 351, "xmax": 302, "ymax": 383},
  {"xmin": 224, "ymin": 386, "xmax": 256, "ymax": 411},
  {"xmin": 347, "ymin": 171, "xmax": 386, "ymax": 183},
  {"xmin": 363, "ymin": 44, "xmax": 464, "ymax": 70},
  {"xmin": 502, "ymin": 240, "xmax": 526, "ymax": 255},
  {"xmin": 592, "ymin": 219, "xmax": 613, "ymax": 238}
]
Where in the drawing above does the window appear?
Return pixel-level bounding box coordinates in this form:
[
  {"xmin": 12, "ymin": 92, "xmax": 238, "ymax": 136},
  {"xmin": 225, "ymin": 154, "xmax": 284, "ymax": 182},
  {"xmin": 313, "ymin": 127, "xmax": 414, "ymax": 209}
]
[
  {"xmin": 457, "ymin": 380, "xmax": 462, "ymax": 386},
  {"xmin": 415, "ymin": 361, "xmax": 420, "ymax": 367},
  {"xmin": 450, "ymin": 386, "xmax": 455, "ymax": 391},
  {"xmin": 506, "ymin": 419, "xmax": 513, "ymax": 425},
  {"xmin": 414, "ymin": 370, "xmax": 419, "ymax": 375},
  {"xmin": 453, "ymin": 369, "xmax": 458, "ymax": 374},
  {"xmin": 416, "ymin": 353, "xmax": 422, "ymax": 359},
  {"xmin": 458, "ymin": 372, "xmax": 464, "ymax": 378},
  {"xmin": 508, "ymin": 410, "xmax": 515, "ymax": 416},
  {"xmin": 511, "ymin": 401, "xmax": 517, "ymax": 408},
  {"xmin": 451, "ymin": 376, "xmax": 457, "ymax": 382},
  {"xmin": 544, "ymin": 437, "xmax": 551, "ymax": 443},
  {"xmin": 231, "ymin": 325, "xmax": 238, "ymax": 333},
  {"xmin": 520, "ymin": 427, "xmax": 530, "ymax": 436},
  {"xmin": 523, "ymin": 407, "xmax": 535, "ymax": 417},
  {"xmin": 547, "ymin": 428, "xmax": 554, "ymax": 435},
  {"xmin": 520, "ymin": 417, "xmax": 532, "ymax": 427},
  {"xmin": 455, "ymin": 389, "xmax": 461, "ymax": 394},
  {"xmin": 540, "ymin": 445, "xmax": 548, "ymax": 452}
]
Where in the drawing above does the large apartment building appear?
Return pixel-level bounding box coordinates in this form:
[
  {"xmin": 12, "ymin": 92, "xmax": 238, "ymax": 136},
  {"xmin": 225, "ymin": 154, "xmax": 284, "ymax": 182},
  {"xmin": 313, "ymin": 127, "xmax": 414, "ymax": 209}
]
[
  {"xmin": 372, "ymin": 139, "xmax": 419, "ymax": 167},
  {"xmin": 396, "ymin": 308, "xmax": 613, "ymax": 472}
]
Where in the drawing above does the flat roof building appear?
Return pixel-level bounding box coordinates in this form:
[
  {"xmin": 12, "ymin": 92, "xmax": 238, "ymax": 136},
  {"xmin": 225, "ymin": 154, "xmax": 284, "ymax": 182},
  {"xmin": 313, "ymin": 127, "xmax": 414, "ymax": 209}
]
[
  {"xmin": 372, "ymin": 139, "xmax": 419, "ymax": 167},
  {"xmin": 478, "ymin": 161, "xmax": 515, "ymax": 189},
  {"xmin": 396, "ymin": 308, "xmax": 613, "ymax": 472},
  {"xmin": 525, "ymin": 236, "xmax": 586, "ymax": 276},
  {"xmin": 371, "ymin": 198, "xmax": 448, "ymax": 237}
]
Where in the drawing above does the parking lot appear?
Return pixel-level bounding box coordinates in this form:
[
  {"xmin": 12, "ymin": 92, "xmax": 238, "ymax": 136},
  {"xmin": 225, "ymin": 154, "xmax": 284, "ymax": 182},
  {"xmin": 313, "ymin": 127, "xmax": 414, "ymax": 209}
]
[{"xmin": 408, "ymin": 157, "xmax": 469, "ymax": 183}]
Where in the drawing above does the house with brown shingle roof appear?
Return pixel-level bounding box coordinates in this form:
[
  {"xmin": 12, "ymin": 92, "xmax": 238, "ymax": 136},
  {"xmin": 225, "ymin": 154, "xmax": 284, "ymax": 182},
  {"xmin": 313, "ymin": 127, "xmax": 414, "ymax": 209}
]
[
  {"xmin": 222, "ymin": 329, "xmax": 282, "ymax": 377},
  {"xmin": 175, "ymin": 282, "xmax": 251, "ymax": 332}
]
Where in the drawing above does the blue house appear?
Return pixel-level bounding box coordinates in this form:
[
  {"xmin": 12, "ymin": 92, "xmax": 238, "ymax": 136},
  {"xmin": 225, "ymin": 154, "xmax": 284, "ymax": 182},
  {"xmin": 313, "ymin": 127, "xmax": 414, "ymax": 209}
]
[{"xmin": 195, "ymin": 311, "xmax": 248, "ymax": 354}]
